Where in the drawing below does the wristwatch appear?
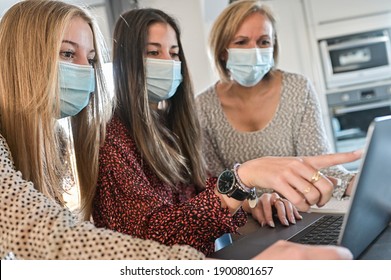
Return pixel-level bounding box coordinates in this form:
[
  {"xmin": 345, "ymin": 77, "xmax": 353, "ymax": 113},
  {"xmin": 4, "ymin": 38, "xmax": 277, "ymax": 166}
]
[{"xmin": 217, "ymin": 168, "xmax": 253, "ymax": 201}]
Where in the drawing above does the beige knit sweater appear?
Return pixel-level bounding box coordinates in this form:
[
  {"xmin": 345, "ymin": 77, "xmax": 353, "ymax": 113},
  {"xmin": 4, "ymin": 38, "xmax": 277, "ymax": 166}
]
[{"xmin": 196, "ymin": 71, "xmax": 354, "ymax": 199}]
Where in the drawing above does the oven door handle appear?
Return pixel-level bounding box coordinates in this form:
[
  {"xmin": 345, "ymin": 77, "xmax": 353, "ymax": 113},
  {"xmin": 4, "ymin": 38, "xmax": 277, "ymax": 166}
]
[
  {"xmin": 327, "ymin": 36, "xmax": 390, "ymax": 51},
  {"xmin": 334, "ymin": 99, "xmax": 391, "ymax": 115}
]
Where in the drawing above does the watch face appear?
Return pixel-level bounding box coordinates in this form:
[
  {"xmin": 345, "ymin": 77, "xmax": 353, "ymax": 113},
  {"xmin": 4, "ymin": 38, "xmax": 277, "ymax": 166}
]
[{"xmin": 217, "ymin": 170, "xmax": 235, "ymax": 194}]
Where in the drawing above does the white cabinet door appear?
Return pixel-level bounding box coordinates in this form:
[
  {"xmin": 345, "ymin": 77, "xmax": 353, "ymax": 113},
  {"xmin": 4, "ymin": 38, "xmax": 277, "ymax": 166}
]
[
  {"xmin": 304, "ymin": 0, "xmax": 391, "ymax": 39},
  {"xmin": 305, "ymin": 0, "xmax": 391, "ymax": 25}
]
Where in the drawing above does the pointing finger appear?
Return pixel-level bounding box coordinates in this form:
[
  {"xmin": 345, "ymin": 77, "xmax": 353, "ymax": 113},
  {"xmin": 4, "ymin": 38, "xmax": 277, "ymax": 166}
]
[{"xmin": 303, "ymin": 150, "xmax": 362, "ymax": 170}]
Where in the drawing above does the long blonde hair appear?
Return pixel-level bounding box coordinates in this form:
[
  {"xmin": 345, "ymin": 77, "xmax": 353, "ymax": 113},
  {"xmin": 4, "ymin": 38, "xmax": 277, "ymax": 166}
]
[{"xmin": 0, "ymin": 0, "xmax": 113, "ymax": 220}]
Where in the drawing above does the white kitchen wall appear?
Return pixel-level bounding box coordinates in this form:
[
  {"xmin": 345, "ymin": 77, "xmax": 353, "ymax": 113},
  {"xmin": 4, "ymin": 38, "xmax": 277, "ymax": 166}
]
[
  {"xmin": 0, "ymin": 0, "xmax": 19, "ymax": 15},
  {"xmin": 0, "ymin": 0, "xmax": 103, "ymax": 14}
]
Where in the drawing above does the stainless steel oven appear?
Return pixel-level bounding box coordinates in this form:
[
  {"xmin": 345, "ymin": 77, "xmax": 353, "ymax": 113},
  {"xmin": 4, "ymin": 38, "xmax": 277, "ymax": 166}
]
[
  {"xmin": 319, "ymin": 28, "xmax": 391, "ymax": 89},
  {"xmin": 327, "ymin": 82, "xmax": 391, "ymax": 170}
]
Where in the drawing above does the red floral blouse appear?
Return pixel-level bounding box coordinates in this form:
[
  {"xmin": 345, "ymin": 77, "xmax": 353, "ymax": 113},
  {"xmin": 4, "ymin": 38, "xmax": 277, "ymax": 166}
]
[{"xmin": 92, "ymin": 116, "xmax": 247, "ymax": 256}]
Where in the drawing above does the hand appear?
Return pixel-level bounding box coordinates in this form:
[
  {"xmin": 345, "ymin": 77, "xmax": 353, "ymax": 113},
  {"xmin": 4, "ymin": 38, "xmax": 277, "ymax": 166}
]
[
  {"xmin": 327, "ymin": 174, "xmax": 356, "ymax": 197},
  {"xmin": 251, "ymin": 240, "xmax": 353, "ymax": 260},
  {"xmin": 243, "ymin": 192, "xmax": 302, "ymax": 227},
  {"xmin": 345, "ymin": 175, "xmax": 356, "ymax": 196},
  {"xmin": 238, "ymin": 151, "xmax": 362, "ymax": 211}
]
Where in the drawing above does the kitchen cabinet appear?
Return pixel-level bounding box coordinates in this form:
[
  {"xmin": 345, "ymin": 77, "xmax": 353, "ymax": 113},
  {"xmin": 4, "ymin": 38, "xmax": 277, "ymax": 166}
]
[
  {"xmin": 305, "ymin": 0, "xmax": 391, "ymax": 26},
  {"xmin": 304, "ymin": 0, "xmax": 391, "ymax": 39}
]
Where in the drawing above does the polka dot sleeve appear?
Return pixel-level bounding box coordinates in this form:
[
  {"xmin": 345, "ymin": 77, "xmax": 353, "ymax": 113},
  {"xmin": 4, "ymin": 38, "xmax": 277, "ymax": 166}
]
[{"xmin": 0, "ymin": 134, "xmax": 204, "ymax": 260}]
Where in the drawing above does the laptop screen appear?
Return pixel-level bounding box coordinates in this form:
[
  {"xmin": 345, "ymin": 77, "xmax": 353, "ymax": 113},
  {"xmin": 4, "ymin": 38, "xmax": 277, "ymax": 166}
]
[
  {"xmin": 210, "ymin": 115, "xmax": 391, "ymax": 260},
  {"xmin": 339, "ymin": 115, "xmax": 391, "ymax": 258}
]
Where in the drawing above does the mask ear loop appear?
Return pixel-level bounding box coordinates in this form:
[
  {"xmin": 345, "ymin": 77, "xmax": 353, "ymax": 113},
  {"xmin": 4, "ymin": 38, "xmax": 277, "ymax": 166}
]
[{"xmin": 224, "ymin": 48, "xmax": 232, "ymax": 78}]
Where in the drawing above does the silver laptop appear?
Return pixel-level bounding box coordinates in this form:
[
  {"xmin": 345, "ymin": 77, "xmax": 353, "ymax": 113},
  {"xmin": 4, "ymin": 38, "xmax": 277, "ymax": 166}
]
[{"xmin": 210, "ymin": 115, "xmax": 391, "ymax": 259}]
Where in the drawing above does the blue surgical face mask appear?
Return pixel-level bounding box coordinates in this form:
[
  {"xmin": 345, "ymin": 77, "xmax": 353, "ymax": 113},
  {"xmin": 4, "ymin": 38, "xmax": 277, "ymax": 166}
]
[
  {"xmin": 226, "ymin": 47, "xmax": 274, "ymax": 87},
  {"xmin": 58, "ymin": 61, "xmax": 95, "ymax": 118},
  {"xmin": 146, "ymin": 58, "xmax": 182, "ymax": 102}
]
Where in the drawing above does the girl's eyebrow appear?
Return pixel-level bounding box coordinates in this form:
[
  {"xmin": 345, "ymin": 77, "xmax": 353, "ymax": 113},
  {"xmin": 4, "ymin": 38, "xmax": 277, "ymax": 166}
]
[
  {"xmin": 62, "ymin": 40, "xmax": 96, "ymax": 55},
  {"xmin": 62, "ymin": 40, "xmax": 78, "ymax": 48},
  {"xmin": 147, "ymin": 42, "xmax": 161, "ymax": 47},
  {"xmin": 147, "ymin": 42, "xmax": 179, "ymax": 49}
]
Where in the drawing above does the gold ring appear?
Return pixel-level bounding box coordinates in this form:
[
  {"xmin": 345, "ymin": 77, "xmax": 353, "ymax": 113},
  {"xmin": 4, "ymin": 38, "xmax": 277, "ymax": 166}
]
[
  {"xmin": 272, "ymin": 197, "xmax": 284, "ymax": 205},
  {"xmin": 302, "ymin": 185, "xmax": 311, "ymax": 194},
  {"xmin": 310, "ymin": 170, "xmax": 321, "ymax": 184}
]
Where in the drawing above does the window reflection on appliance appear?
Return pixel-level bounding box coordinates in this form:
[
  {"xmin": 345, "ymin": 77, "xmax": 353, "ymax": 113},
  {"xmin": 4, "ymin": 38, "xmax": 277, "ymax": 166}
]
[{"xmin": 337, "ymin": 47, "xmax": 371, "ymax": 71}]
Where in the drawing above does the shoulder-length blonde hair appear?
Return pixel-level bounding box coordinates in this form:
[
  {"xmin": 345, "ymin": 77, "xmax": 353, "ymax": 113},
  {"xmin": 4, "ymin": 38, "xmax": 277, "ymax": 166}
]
[
  {"xmin": 112, "ymin": 8, "xmax": 206, "ymax": 189},
  {"xmin": 0, "ymin": 0, "xmax": 113, "ymax": 220},
  {"xmin": 209, "ymin": 0, "xmax": 279, "ymax": 83}
]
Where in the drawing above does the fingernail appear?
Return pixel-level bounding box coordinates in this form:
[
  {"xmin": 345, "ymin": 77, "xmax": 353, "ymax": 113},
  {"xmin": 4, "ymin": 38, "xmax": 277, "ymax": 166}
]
[
  {"xmin": 282, "ymin": 218, "xmax": 289, "ymax": 226},
  {"xmin": 290, "ymin": 216, "xmax": 296, "ymax": 224},
  {"xmin": 268, "ymin": 221, "xmax": 275, "ymax": 228},
  {"xmin": 261, "ymin": 222, "xmax": 266, "ymax": 227},
  {"xmin": 337, "ymin": 247, "xmax": 353, "ymax": 260}
]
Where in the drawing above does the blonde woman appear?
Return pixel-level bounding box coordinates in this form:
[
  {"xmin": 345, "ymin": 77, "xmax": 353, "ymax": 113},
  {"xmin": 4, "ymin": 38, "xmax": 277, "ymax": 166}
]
[
  {"xmin": 0, "ymin": 0, "xmax": 202, "ymax": 260},
  {"xmin": 196, "ymin": 0, "xmax": 356, "ymax": 224}
]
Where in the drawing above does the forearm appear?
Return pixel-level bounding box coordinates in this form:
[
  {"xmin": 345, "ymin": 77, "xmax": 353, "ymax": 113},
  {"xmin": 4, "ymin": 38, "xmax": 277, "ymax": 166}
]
[
  {"xmin": 214, "ymin": 187, "xmax": 244, "ymax": 215},
  {"xmin": 0, "ymin": 174, "xmax": 204, "ymax": 260},
  {"xmin": 145, "ymin": 186, "xmax": 247, "ymax": 244}
]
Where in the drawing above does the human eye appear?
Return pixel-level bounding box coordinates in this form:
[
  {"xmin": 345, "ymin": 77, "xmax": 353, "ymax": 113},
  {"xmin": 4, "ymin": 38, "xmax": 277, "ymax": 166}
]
[
  {"xmin": 59, "ymin": 50, "xmax": 75, "ymax": 61},
  {"xmin": 170, "ymin": 52, "xmax": 179, "ymax": 59},
  {"xmin": 233, "ymin": 39, "xmax": 247, "ymax": 46},
  {"xmin": 88, "ymin": 57, "xmax": 96, "ymax": 66},
  {"xmin": 258, "ymin": 38, "xmax": 272, "ymax": 47},
  {"xmin": 87, "ymin": 53, "xmax": 97, "ymax": 67},
  {"xmin": 146, "ymin": 50, "xmax": 159, "ymax": 57}
]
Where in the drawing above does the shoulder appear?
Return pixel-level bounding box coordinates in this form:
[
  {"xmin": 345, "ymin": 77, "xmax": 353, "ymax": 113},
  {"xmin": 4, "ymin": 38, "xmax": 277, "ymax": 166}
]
[
  {"xmin": 196, "ymin": 84, "xmax": 218, "ymax": 108},
  {"xmin": 281, "ymin": 70, "xmax": 312, "ymax": 87},
  {"xmin": 0, "ymin": 133, "xmax": 36, "ymax": 201},
  {"xmin": 0, "ymin": 133, "xmax": 14, "ymax": 168},
  {"xmin": 280, "ymin": 70, "xmax": 316, "ymax": 100},
  {"xmin": 105, "ymin": 115, "xmax": 130, "ymax": 141},
  {"xmin": 195, "ymin": 84, "xmax": 222, "ymax": 122},
  {"xmin": 100, "ymin": 116, "xmax": 138, "ymax": 157}
]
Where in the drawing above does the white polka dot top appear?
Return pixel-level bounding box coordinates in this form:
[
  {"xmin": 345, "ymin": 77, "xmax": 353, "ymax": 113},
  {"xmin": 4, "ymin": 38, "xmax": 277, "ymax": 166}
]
[{"xmin": 0, "ymin": 134, "xmax": 204, "ymax": 260}]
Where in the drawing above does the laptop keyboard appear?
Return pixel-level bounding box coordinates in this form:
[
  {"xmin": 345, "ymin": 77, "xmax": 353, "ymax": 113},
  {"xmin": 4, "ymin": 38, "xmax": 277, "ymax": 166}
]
[{"xmin": 289, "ymin": 215, "xmax": 343, "ymax": 245}]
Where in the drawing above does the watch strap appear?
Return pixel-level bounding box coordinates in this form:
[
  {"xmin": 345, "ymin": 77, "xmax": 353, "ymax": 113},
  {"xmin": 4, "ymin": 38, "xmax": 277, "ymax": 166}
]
[{"xmin": 228, "ymin": 184, "xmax": 251, "ymax": 201}]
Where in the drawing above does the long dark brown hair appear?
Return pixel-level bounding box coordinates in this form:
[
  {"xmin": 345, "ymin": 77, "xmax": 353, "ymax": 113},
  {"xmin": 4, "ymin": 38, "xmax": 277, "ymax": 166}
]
[{"xmin": 112, "ymin": 8, "xmax": 206, "ymax": 189}]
